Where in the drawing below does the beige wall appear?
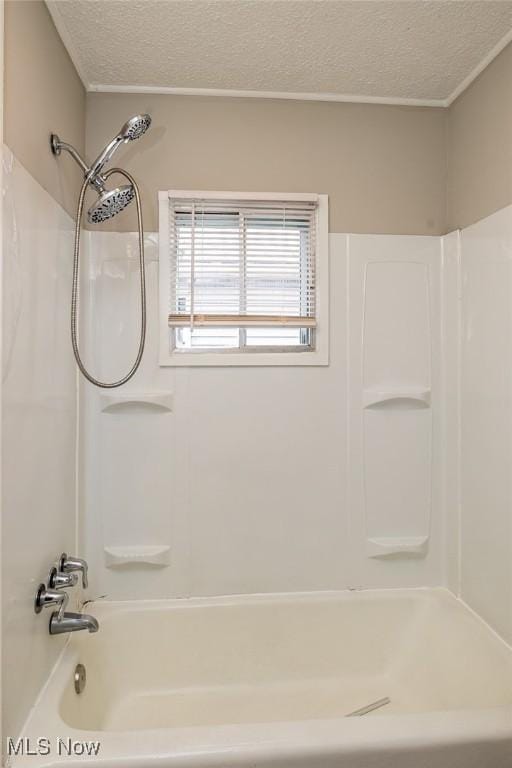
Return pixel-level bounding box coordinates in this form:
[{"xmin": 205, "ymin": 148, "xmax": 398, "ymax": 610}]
[
  {"xmin": 2, "ymin": 4, "xmax": 511, "ymax": 235},
  {"xmin": 4, "ymin": 0, "xmax": 85, "ymax": 218},
  {"xmin": 447, "ymin": 42, "xmax": 512, "ymax": 232},
  {"xmin": 86, "ymin": 93, "xmax": 447, "ymax": 235},
  {"xmin": 84, "ymin": 42, "xmax": 512, "ymax": 236}
]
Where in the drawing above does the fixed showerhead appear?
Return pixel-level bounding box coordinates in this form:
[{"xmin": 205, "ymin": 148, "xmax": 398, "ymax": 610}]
[
  {"xmin": 87, "ymin": 184, "xmax": 135, "ymax": 224},
  {"xmin": 120, "ymin": 114, "xmax": 152, "ymax": 141}
]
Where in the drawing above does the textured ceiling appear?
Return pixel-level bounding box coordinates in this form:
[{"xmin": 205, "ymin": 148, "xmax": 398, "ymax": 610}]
[{"xmin": 47, "ymin": 0, "xmax": 512, "ymax": 105}]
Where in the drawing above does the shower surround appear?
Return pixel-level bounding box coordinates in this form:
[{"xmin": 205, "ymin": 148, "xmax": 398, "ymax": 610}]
[
  {"xmin": 79, "ymin": 230, "xmax": 446, "ymax": 601},
  {"xmin": 77, "ymin": 208, "xmax": 512, "ymax": 652},
  {"xmin": 5, "ymin": 150, "xmax": 512, "ymax": 767}
]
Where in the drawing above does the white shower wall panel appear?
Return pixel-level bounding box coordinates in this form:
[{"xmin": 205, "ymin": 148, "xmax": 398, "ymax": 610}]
[
  {"xmin": 1, "ymin": 146, "xmax": 77, "ymax": 742},
  {"xmin": 80, "ymin": 230, "xmax": 446, "ymax": 600},
  {"xmin": 459, "ymin": 205, "xmax": 512, "ymax": 645},
  {"xmin": 80, "ymin": 233, "xmax": 349, "ymax": 599}
]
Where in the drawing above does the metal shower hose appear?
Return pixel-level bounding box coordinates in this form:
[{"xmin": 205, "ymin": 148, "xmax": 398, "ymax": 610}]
[{"xmin": 71, "ymin": 167, "xmax": 146, "ymax": 388}]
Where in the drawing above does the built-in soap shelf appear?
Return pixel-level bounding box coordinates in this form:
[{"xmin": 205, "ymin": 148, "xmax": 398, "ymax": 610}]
[
  {"xmin": 104, "ymin": 545, "xmax": 170, "ymax": 568},
  {"xmin": 99, "ymin": 392, "xmax": 173, "ymax": 413},
  {"xmin": 366, "ymin": 536, "xmax": 429, "ymax": 559},
  {"xmin": 362, "ymin": 387, "xmax": 431, "ymax": 409}
]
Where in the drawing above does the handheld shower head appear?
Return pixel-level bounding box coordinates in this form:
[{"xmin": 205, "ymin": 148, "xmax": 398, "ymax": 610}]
[
  {"xmin": 88, "ymin": 113, "xmax": 152, "ymax": 183},
  {"xmin": 120, "ymin": 114, "xmax": 152, "ymax": 141}
]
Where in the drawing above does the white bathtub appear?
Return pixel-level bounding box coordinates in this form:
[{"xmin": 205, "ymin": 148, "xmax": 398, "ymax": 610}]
[{"xmin": 15, "ymin": 589, "xmax": 512, "ymax": 768}]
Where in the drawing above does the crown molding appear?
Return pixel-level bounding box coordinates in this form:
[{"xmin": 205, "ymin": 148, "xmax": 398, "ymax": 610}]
[{"xmin": 88, "ymin": 84, "xmax": 445, "ymax": 108}]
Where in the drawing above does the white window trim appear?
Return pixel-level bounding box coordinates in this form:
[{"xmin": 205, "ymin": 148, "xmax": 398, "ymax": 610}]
[{"xmin": 158, "ymin": 190, "xmax": 329, "ymax": 367}]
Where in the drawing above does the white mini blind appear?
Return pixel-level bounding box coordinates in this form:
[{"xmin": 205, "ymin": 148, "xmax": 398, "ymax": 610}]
[{"xmin": 168, "ymin": 198, "xmax": 317, "ymax": 334}]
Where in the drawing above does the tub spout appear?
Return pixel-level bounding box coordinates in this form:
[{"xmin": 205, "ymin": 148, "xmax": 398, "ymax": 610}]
[{"xmin": 49, "ymin": 611, "xmax": 99, "ymax": 635}]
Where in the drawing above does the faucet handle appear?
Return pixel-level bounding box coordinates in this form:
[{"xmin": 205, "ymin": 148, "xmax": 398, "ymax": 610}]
[
  {"xmin": 59, "ymin": 553, "xmax": 88, "ymax": 589},
  {"xmin": 35, "ymin": 584, "xmax": 69, "ymax": 621},
  {"xmin": 48, "ymin": 567, "xmax": 78, "ymax": 590}
]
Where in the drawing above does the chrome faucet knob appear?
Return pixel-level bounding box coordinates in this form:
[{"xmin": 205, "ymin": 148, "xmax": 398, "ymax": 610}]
[
  {"xmin": 34, "ymin": 584, "xmax": 69, "ymax": 621},
  {"xmin": 48, "ymin": 567, "xmax": 78, "ymax": 590},
  {"xmin": 59, "ymin": 553, "xmax": 88, "ymax": 589}
]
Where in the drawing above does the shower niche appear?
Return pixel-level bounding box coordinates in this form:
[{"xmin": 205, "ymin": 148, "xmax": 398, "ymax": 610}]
[{"xmin": 349, "ymin": 236, "xmax": 439, "ymax": 565}]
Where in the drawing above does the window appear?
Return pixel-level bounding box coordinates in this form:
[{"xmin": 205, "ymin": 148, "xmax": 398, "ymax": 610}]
[{"xmin": 159, "ymin": 192, "xmax": 328, "ymax": 366}]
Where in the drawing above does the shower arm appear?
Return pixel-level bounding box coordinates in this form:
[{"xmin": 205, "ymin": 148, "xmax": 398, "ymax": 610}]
[{"xmin": 50, "ymin": 134, "xmax": 88, "ymax": 173}]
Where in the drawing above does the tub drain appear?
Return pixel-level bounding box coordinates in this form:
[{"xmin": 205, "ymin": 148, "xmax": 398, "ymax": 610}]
[{"xmin": 74, "ymin": 663, "xmax": 86, "ymax": 694}]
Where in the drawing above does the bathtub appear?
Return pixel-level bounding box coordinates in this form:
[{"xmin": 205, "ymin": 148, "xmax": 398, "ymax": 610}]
[{"xmin": 14, "ymin": 588, "xmax": 512, "ymax": 768}]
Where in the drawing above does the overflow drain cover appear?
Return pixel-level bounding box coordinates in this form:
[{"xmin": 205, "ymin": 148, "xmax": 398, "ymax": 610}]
[{"xmin": 74, "ymin": 663, "xmax": 86, "ymax": 694}]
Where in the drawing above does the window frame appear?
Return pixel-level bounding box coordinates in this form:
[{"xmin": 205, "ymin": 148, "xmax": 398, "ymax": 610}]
[{"xmin": 158, "ymin": 190, "xmax": 329, "ymax": 367}]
